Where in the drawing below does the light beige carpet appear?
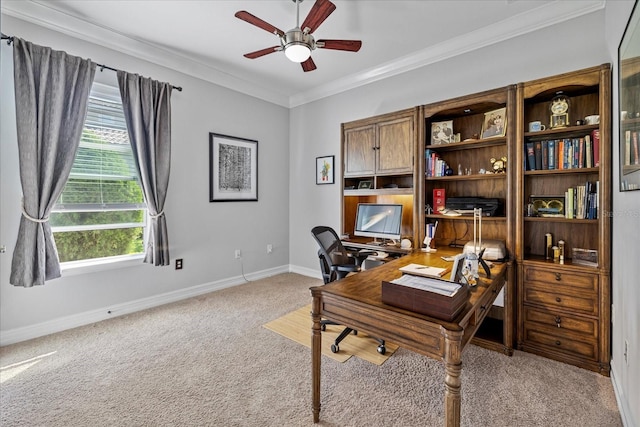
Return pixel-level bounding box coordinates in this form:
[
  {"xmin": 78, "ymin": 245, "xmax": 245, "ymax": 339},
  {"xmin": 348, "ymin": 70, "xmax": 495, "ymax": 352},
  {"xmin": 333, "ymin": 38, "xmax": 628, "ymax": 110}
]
[
  {"xmin": 263, "ymin": 303, "xmax": 398, "ymax": 364},
  {"xmin": 0, "ymin": 273, "xmax": 622, "ymax": 426}
]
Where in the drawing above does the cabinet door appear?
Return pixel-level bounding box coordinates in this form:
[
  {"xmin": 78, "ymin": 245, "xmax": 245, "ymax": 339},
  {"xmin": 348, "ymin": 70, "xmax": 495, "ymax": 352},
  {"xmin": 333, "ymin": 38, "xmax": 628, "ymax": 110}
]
[
  {"xmin": 344, "ymin": 125, "xmax": 376, "ymax": 176},
  {"xmin": 377, "ymin": 116, "xmax": 414, "ymax": 175}
]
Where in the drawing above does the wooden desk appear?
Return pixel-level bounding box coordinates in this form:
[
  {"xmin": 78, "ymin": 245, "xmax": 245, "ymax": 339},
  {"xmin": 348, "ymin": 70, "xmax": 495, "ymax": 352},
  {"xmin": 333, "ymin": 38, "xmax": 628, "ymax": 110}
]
[{"xmin": 310, "ymin": 249, "xmax": 508, "ymax": 427}]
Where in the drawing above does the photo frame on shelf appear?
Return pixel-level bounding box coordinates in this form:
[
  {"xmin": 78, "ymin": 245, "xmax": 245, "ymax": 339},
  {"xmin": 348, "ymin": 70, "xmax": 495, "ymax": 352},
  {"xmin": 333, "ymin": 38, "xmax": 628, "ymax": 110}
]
[
  {"xmin": 316, "ymin": 155, "xmax": 335, "ymax": 185},
  {"xmin": 358, "ymin": 180, "xmax": 373, "ymax": 189},
  {"xmin": 481, "ymin": 107, "xmax": 507, "ymax": 139},
  {"xmin": 431, "ymin": 120, "xmax": 454, "ymax": 145},
  {"xmin": 209, "ymin": 133, "xmax": 258, "ymax": 202}
]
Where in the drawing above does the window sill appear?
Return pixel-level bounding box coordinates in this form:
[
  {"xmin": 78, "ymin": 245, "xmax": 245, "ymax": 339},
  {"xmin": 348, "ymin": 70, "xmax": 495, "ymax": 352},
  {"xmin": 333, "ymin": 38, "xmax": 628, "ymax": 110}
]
[{"xmin": 61, "ymin": 254, "xmax": 145, "ymax": 276}]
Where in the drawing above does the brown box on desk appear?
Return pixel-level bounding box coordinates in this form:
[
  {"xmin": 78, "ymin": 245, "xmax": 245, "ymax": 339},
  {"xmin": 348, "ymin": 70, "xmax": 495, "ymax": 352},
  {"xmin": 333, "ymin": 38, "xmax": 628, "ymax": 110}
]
[{"xmin": 381, "ymin": 280, "xmax": 469, "ymax": 321}]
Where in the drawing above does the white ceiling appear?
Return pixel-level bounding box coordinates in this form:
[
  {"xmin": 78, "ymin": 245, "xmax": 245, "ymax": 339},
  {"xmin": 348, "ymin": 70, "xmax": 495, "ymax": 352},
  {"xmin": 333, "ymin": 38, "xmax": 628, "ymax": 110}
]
[{"xmin": 1, "ymin": 0, "xmax": 605, "ymax": 107}]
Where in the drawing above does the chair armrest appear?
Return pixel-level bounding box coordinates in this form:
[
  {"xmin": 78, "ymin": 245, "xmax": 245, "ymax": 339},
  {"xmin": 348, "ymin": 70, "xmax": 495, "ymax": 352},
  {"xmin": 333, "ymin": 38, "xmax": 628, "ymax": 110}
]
[{"xmin": 331, "ymin": 264, "xmax": 360, "ymax": 274}]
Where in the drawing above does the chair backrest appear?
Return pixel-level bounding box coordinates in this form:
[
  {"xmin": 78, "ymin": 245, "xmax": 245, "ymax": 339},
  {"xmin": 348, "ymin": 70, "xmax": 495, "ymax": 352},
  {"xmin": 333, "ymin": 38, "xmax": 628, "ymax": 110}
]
[{"xmin": 311, "ymin": 226, "xmax": 351, "ymax": 284}]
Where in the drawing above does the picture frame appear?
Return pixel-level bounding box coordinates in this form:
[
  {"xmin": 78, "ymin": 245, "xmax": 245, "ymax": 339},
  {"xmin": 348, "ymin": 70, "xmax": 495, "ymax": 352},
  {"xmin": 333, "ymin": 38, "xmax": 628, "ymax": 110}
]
[
  {"xmin": 209, "ymin": 133, "xmax": 258, "ymax": 202},
  {"xmin": 431, "ymin": 120, "xmax": 454, "ymax": 145},
  {"xmin": 316, "ymin": 155, "xmax": 335, "ymax": 185},
  {"xmin": 481, "ymin": 107, "xmax": 507, "ymax": 139},
  {"xmin": 358, "ymin": 180, "xmax": 373, "ymax": 189}
]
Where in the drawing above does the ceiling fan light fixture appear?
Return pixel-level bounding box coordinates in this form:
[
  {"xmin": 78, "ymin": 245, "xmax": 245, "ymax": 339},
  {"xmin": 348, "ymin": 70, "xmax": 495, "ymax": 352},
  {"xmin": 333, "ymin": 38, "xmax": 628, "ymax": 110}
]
[{"xmin": 285, "ymin": 43, "xmax": 311, "ymax": 62}]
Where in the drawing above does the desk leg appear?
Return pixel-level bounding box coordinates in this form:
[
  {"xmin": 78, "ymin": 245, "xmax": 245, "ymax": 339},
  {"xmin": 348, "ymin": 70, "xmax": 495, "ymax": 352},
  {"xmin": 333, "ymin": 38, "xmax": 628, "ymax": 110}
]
[
  {"xmin": 311, "ymin": 293, "xmax": 322, "ymax": 423},
  {"xmin": 443, "ymin": 329, "xmax": 463, "ymax": 427}
]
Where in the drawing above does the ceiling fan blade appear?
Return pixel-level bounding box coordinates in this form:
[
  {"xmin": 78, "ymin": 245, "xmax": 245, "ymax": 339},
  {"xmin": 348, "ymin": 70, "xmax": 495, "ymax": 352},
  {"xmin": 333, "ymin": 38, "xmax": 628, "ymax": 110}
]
[
  {"xmin": 301, "ymin": 0, "xmax": 336, "ymax": 34},
  {"xmin": 244, "ymin": 46, "xmax": 281, "ymax": 59},
  {"xmin": 301, "ymin": 57, "xmax": 317, "ymax": 72},
  {"xmin": 316, "ymin": 39, "xmax": 362, "ymax": 52},
  {"xmin": 235, "ymin": 11, "xmax": 284, "ymax": 37}
]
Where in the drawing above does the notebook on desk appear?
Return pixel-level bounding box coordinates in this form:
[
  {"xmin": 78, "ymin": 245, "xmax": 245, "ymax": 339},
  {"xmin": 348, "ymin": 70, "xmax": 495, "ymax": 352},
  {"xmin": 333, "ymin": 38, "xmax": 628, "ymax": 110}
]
[{"xmin": 399, "ymin": 263, "xmax": 450, "ymax": 278}]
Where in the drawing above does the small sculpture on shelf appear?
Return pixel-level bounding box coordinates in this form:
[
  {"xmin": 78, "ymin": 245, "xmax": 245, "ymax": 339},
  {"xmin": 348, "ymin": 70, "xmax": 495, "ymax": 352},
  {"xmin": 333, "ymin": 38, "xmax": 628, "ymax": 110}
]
[{"xmin": 490, "ymin": 156, "xmax": 507, "ymax": 174}]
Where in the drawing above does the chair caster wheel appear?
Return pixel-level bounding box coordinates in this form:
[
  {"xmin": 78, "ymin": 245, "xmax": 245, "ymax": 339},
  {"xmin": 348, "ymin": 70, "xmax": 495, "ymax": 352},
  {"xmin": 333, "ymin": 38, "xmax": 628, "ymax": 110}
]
[
  {"xmin": 377, "ymin": 345, "xmax": 386, "ymax": 355},
  {"xmin": 331, "ymin": 344, "xmax": 339, "ymax": 353},
  {"xmin": 353, "ymin": 330, "xmax": 358, "ymax": 335},
  {"xmin": 321, "ymin": 324, "xmax": 326, "ymax": 331}
]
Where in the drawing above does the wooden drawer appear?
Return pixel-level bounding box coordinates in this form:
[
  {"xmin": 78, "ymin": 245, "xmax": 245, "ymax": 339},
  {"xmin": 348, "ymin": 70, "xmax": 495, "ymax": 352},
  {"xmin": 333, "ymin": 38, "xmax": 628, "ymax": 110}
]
[
  {"xmin": 523, "ymin": 323, "xmax": 598, "ymax": 360},
  {"xmin": 523, "ymin": 265, "xmax": 598, "ymax": 294},
  {"xmin": 523, "ymin": 306, "xmax": 598, "ymax": 338},
  {"xmin": 523, "ymin": 287, "xmax": 598, "ymax": 316}
]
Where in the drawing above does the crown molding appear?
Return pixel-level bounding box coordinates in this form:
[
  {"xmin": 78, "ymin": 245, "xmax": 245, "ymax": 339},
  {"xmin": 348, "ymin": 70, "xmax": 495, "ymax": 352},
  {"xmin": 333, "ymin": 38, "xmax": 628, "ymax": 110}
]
[
  {"xmin": 2, "ymin": 1, "xmax": 605, "ymax": 109},
  {"xmin": 1, "ymin": 1, "xmax": 291, "ymax": 107},
  {"xmin": 289, "ymin": 1, "xmax": 606, "ymax": 107}
]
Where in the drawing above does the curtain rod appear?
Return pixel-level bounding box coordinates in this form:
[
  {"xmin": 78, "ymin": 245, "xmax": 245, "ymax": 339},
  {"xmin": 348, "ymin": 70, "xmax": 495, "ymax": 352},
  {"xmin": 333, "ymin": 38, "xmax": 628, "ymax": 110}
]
[{"xmin": 1, "ymin": 33, "xmax": 182, "ymax": 92}]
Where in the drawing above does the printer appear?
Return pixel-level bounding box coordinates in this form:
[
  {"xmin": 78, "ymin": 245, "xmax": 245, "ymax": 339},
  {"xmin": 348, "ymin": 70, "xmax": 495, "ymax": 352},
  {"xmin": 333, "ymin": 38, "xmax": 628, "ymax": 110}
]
[
  {"xmin": 463, "ymin": 239, "xmax": 507, "ymax": 261},
  {"xmin": 445, "ymin": 197, "xmax": 504, "ymax": 217}
]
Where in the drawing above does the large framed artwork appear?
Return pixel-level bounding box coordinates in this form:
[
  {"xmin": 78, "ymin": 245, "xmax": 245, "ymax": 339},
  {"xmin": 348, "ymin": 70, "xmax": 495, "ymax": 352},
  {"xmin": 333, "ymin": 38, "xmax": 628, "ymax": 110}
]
[{"xmin": 209, "ymin": 133, "xmax": 258, "ymax": 202}]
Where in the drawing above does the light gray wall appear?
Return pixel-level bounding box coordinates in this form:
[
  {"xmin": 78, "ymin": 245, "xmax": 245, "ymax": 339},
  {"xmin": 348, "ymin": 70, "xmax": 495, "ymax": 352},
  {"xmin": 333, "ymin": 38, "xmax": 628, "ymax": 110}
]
[
  {"xmin": 0, "ymin": 16, "xmax": 290, "ymax": 333},
  {"xmin": 606, "ymin": 2, "xmax": 640, "ymax": 427}
]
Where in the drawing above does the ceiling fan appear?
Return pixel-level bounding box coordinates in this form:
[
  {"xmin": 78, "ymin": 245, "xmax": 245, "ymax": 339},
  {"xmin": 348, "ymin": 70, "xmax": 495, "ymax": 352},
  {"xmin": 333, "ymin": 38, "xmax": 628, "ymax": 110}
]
[{"xmin": 235, "ymin": 0, "xmax": 362, "ymax": 72}]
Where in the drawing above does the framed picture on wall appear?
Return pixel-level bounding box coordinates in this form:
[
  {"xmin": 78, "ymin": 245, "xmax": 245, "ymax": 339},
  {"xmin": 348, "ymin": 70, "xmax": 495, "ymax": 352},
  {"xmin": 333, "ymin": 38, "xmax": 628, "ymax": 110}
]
[
  {"xmin": 316, "ymin": 155, "xmax": 335, "ymax": 184},
  {"xmin": 209, "ymin": 133, "xmax": 258, "ymax": 202}
]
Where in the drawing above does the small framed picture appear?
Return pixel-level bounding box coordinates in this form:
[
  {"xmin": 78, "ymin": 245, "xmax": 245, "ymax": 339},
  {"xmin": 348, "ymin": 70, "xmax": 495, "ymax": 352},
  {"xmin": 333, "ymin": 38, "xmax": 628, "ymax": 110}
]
[
  {"xmin": 481, "ymin": 108, "xmax": 507, "ymax": 138},
  {"xmin": 358, "ymin": 180, "xmax": 373, "ymax": 189},
  {"xmin": 431, "ymin": 120, "xmax": 454, "ymax": 145},
  {"xmin": 316, "ymin": 155, "xmax": 334, "ymax": 185}
]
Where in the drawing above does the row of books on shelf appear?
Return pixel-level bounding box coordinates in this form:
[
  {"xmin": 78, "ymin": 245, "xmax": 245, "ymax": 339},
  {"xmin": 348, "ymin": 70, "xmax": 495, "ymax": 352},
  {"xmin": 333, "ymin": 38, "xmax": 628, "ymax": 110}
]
[
  {"xmin": 564, "ymin": 181, "xmax": 599, "ymax": 220},
  {"xmin": 525, "ymin": 130, "xmax": 600, "ymax": 171},
  {"xmin": 424, "ymin": 149, "xmax": 450, "ymax": 177},
  {"xmin": 623, "ymin": 130, "xmax": 640, "ymax": 166}
]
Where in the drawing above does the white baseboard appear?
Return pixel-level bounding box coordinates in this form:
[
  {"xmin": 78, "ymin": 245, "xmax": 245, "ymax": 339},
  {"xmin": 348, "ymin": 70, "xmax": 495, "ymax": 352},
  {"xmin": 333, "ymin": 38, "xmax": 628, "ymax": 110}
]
[
  {"xmin": 610, "ymin": 361, "xmax": 635, "ymax": 427},
  {"xmin": 0, "ymin": 264, "xmax": 291, "ymax": 347},
  {"xmin": 289, "ymin": 264, "xmax": 322, "ymax": 280}
]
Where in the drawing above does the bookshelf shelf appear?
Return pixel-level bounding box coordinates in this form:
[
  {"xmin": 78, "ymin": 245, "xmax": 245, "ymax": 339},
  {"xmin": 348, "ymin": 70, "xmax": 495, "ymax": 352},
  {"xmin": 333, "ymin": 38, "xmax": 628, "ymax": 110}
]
[
  {"xmin": 523, "ymin": 217, "xmax": 597, "ymax": 224},
  {"xmin": 425, "ymin": 173, "xmax": 506, "ymax": 181},
  {"xmin": 425, "ymin": 214, "xmax": 506, "ymax": 222},
  {"xmin": 524, "ymin": 168, "xmax": 599, "ymax": 176}
]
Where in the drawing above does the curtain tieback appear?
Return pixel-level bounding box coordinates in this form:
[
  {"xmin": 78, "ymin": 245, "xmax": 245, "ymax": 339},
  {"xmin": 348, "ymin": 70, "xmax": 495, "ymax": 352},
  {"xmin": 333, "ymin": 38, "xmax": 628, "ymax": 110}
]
[
  {"xmin": 149, "ymin": 210, "xmax": 164, "ymax": 219},
  {"xmin": 21, "ymin": 202, "xmax": 49, "ymax": 223}
]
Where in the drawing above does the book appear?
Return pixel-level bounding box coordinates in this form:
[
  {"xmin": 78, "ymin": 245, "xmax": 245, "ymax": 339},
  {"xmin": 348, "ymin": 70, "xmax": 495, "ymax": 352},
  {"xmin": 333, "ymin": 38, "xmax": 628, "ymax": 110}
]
[
  {"xmin": 541, "ymin": 140, "xmax": 549, "ymax": 170},
  {"xmin": 534, "ymin": 141, "xmax": 542, "ymax": 170},
  {"xmin": 634, "ymin": 132, "xmax": 639, "ymax": 165},
  {"xmin": 625, "ymin": 130, "xmax": 631, "ymax": 166},
  {"xmin": 433, "ymin": 188, "xmax": 446, "ymax": 212},
  {"xmin": 548, "ymin": 140, "xmax": 556, "ymax": 170},
  {"xmin": 592, "ymin": 129, "xmax": 600, "ymax": 167},
  {"xmin": 585, "ymin": 134, "xmax": 592, "ymax": 168},
  {"xmin": 526, "ymin": 142, "xmax": 536, "ymax": 170},
  {"xmin": 399, "ymin": 263, "xmax": 451, "ymax": 279}
]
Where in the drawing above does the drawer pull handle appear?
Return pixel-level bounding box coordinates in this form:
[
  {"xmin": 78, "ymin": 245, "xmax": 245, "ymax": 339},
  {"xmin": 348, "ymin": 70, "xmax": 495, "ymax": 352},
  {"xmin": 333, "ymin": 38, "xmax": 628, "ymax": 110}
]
[
  {"xmin": 555, "ymin": 340, "xmax": 561, "ymax": 346},
  {"xmin": 555, "ymin": 297, "xmax": 562, "ymax": 303},
  {"xmin": 555, "ymin": 316, "xmax": 562, "ymax": 327},
  {"xmin": 480, "ymin": 305, "xmax": 487, "ymax": 311},
  {"xmin": 555, "ymin": 273, "xmax": 562, "ymax": 281}
]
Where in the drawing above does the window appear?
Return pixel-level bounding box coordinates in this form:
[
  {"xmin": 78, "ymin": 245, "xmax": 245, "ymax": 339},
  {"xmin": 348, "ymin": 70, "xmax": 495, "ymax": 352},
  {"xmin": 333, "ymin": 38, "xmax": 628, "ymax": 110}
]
[{"xmin": 51, "ymin": 83, "xmax": 146, "ymax": 263}]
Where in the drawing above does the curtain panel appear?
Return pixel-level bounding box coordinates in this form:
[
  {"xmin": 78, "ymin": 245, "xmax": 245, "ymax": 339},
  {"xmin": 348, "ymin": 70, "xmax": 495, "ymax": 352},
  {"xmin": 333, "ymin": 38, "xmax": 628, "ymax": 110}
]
[
  {"xmin": 10, "ymin": 38, "xmax": 96, "ymax": 287},
  {"xmin": 117, "ymin": 71, "xmax": 172, "ymax": 266}
]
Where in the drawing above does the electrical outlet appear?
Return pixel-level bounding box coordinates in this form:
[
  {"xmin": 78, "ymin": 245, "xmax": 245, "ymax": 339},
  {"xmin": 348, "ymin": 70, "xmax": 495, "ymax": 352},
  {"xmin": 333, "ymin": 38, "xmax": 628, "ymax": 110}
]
[
  {"xmin": 235, "ymin": 249, "xmax": 241, "ymax": 259},
  {"xmin": 624, "ymin": 340, "xmax": 629, "ymax": 365},
  {"xmin": 267, "ymin": 244, "xmax": 273, "ymax": 254},
  {"xmin": 175, "ymin": 259, "xmax": 183, "ymax": 270}
]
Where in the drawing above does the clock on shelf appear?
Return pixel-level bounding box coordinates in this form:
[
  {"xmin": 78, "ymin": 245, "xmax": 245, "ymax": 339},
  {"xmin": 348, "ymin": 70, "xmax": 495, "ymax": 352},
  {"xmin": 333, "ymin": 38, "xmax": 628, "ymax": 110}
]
[{"xmin": 549, "ymin": 92, "xmax": 569, "ymax": 129}]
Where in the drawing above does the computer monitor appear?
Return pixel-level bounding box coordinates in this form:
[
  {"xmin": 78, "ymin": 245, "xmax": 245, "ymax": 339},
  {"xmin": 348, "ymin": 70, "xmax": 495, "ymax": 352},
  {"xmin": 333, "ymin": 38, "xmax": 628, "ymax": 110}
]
[{"xmin": 354, "ymin": 203, "xmax": 403, "ymax": 243}]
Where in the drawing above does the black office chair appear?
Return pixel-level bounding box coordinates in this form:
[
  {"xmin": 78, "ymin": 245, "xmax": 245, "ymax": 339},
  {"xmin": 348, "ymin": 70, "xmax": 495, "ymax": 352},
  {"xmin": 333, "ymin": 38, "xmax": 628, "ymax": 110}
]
[{"xmin": 311, "ymin": 226, "xmax": 386, "ymax": 355}]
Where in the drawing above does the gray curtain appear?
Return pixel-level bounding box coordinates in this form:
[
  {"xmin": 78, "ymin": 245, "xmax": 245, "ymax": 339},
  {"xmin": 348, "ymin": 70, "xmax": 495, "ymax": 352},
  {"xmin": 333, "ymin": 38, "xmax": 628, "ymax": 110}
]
[
  {"xmin": 10, "ymin": 38, "xmax": 96, "ymax": 287},
  {"xmin": 117, "ymin": 71, "xmax": 172, "ymax": 266}
]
